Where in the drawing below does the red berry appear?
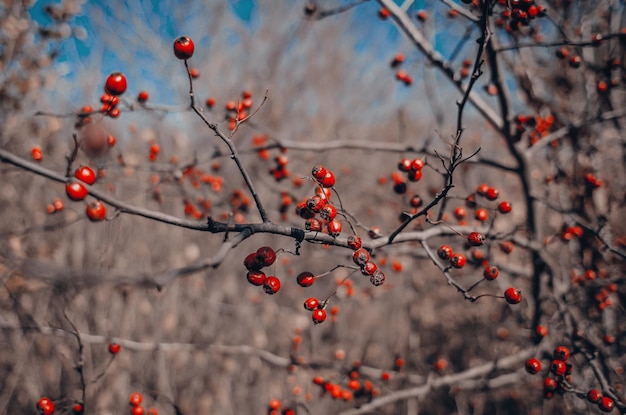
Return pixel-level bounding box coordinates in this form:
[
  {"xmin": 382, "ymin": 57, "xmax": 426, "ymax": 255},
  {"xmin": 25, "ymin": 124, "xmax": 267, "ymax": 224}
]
[
  {"xmin": 131, "ymin": 407, "xmax": 145, "ymax": 415},
  {"xmin": 146, "ymin": 409, "xmax": 159, "ymax": 415},
  {"xmin": 497, "ymin": 201, "xmax": 512, "ymax": 213},
  {"xmin": 410, "ymin": 158, "xmax": 425, "ymax": 171},
  {"xmin": 475, "ymin": 208, "xmax": 488, "ymax": 222},
  {"xmin": 535, "ymin": 325, "xmax": 548, "ymax": 338},
  {"xmin": 246, "ymin": 270, "xmax": 267, "ymax": 286},
  {"xmin": 352, "ymin": 248, "xmax": 370, "ymax": 266},
  {"xmin": 553, "ymin": 345, "xmax": 570, "ymax": 361},
  {"xmin": 410, "ymin": 195, "xmax": 423, "ymax": 208},
  {"xmin": 305, "ymin": 218, "xmax": 323, "ymax": 232},
  {"xmin": 105, "ymin": 72, "xmax": 127, "ymax": 96},
  {"xmin": 525, "ymin": 358, "xmax": 541, "ymax": 374},
  {"xmin": 74, "ymin": 166, "xmax": 97, "ymax": 185},
  {"xmin": 450, "ymin": 253, "xmax": 466, "ymax": 268},
  {"xmin": 73, "ymin": 403, "xmax": 83, "ymax": 414},
  {"xmin": 416, "ymin": 10, "xmax": 428, "ymax": 21},
  {"xmin": 407, "ymin": 169, "xmax": 422, "ymax": 182},
  {"xmin": 311, "ymin": 165, "xmax": 327, "ymax": 181},
  {"xmin": 543, "ymin": 377, "xmax": 557, "ymax": 392},
  {"xmin": 304, "ymin": 297, "xmax": 320, "ymax": 311},
  {"xmin": 599, "ymin": 396, "xmax": 615, "ymax": 412},
  {"xmin": 361, "ymin": 261, "xmax": 378, "ymax": 276},
  {"xmin": 477, "ymin": 183, "xmax": 490, "ymax": 196},
  {"xmin": 484, "ymin": 187, "xmax": 499, "ymax": 200},
  {"xmin": 296, "ymin": 271, "xmax": 315, "ymax": 287},
  {"xmin": 86, "ymin": 200, "xmax": 107, "ymax": 222},
  {"xmin": 347, "ymin": 235, "xmax": 362, "ymax": 250},
  {"xmin": 500, "ymin": 241, "xmax": 514, "ymax": 254},
  {"xmin": 320, "ymin": 204, "xmax": 338, "ymax": 221},
  {"xmin": 398, "ymin": 159, "xmax": 412, "ymax": 172},
  {"xmin": 38, "ymin": 397, "xmax": 55, "ymax": 415},
  {"xmin": 550, "ymin": 359, "xmax": 567, "ymax": 376},
  {"xmin": 66, "ymin": 182, "xmax": 88, "ymax": 201},
  {"xmin": 587, "ymin": 389, "xmax": 602, "ymax": 403},
  {"xmin": 504, "ymin": 287, "xmax": 522, "ymax": 304},
  {"xmin": 31, "ymin": 145, "xmax": 43, "ymax": 161},
  {"xmin": 312, "ymin": 309, "xmax": 327, "ymax": 324},
  {"xmin": 467, "ymin": 231, "xmax": 485, "ymax": 246},
  {"xmin": 108, "ymin": 342, "xmax": 121, "ymax": 354},
  {"xmin": 263, "ymin": 276, "xmax": 281, "ymax": 294},
  {"xmin": 454, "ymin": 206, "xmax": 467, "ymax": 220},
  {"xmin": 137, "ymin": 90, "xmax": 149, "ymax": 103},
  {"xmin": 483, "ymin": 265, "xmax": 499, "ymax": 280},
  {"xmin": 306, "ymin": 195, "xmax": 326, "ymax": 213},
  {"xmin": 173, "ymin": 36, "xmax": 194, "ymax": 59},
  {"xmin": 437, "ymin": 245, "xmax": 453, "ymax": 260},
  {"xmin": 243, "ymin": 252, "xmax": 263, "ymax": 271},
  {"xmin": 256, "ymin": 246, "xmax": 277, "ymax": 267},
  {"xmin": 129, "ymin": 392, "xmax": 143, "ymax": 407},
  {"xmin": 378, "ymin": 7, "xmax": 390, "ymax": 19},
  {"xmin": 327, "ymin": 219, "xmax": 342, "ymax": 236},
  {"xmin": 320, "ymin": 170, "xmax": 336, "ymax": 188}
]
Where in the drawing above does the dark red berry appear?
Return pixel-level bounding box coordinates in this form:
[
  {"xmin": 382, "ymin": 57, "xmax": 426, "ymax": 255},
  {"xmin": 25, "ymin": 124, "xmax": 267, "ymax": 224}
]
[
  {"xmin": 173, "ymin": 36, "xmax": 194, "ymax": 59},
  {"xmin": 347, "ymin": 235, "xmax": 362, "ymax": 250},
  {"xmin": 263, "ymin": 276, "xmax": 281, "ymax": 294},
  {"xmin": 437, "ymin": 245, "xmax": 453, "ymax": 260},
  {"xmin": 467, "ymin": 231, "xmax": 485, "ymax": 246},
  {"xmin": 525, "ymin": 358, "xmax": 541, "ymax": 374},
  {"xmin": 296, "ymin": 271, "xmax": 315, "ymax": 287},
  {"xmin": 553, "ymin": 346, "xmax": 570, "ymax": 362},
  {"xmin": 256, "ymin": 246, "xmax": 276, "ymax": 267},
  {"xmin": 247, "ymin": 270, "xmax": 267, "ymax": 286}
]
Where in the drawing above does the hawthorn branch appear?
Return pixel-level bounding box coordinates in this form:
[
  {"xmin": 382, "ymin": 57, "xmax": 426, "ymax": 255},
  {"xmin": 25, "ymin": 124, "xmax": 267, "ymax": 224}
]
[{"xmin": 183, "ymin": 60, "xmax": 269, "ymax": 223}]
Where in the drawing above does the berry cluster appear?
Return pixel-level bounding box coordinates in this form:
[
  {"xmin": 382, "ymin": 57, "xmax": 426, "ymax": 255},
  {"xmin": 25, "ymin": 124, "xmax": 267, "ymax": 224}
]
[
  {"xmin": 526, "ymin": 346, "xmax": 616, "ymax": 412},
  {"xmin": 64, "ymin": 165, "xmax": 107, "ymax": 222},
  {"xmin": 350, "ymin": 236, "xmax": 386, "ymax": 287},
  {"xmin": 128, "ymin": 392, "xmax": 159, "ymax": 415},
  {"xmin": 496, "ymin": 0, "xmax": 547, "ymax": 32},
  {"xmin": 266, "ymin": 398, "xmax": 295, "ymax": 415},
  {"xmin": 295, "ymin": 165, "xmax": 342, "ymax": 236},
  {"xmin": 244, "ymin": 246, "xmax": 281, "ymax": 294},
  {"xmin": 311, "ymin": 361, "xmax": 384, "ymax": 403}
]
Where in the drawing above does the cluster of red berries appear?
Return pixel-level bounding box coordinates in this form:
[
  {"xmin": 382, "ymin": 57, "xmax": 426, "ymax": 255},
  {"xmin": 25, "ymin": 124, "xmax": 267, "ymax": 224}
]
[
  {"xmin": 100, "ymin": 72, "xmax": 128, "ymax": 118},
  {"xmin": 496, "ymin": 0, "xmax": 547, "ymax": 31},
  {"xmin": 266, "ymin": 398, "xmax": 295, "ymax": 415},
  {"xmin": 397, "ymin": 157, "xmax": 425, "ymax": 183},
  {"xmin": 65, "ymin": 165, "xmax": 107, "ymax": 222},
  {"xmin": 312, "ymin": 362, "xmax": 381, "ymax": 403},
  {"xmin": 526, "ymin": 346, "xmax": 616, "ymax": 412},
  {"xmin": 437, "ymin": 244, "xmax": 467, "ymax": 269},
  {"xmin": 244, "ymin": 247, "xmax": 281, "ymax": 294},
  {"xmin": 128, "ymin": 392, "xmax": 159, "ymax": 415},
  {"xmin": 303, "ymin": 297, "xmax": 327, "ymax": 324},
  {"xmin": 223, "ymin": 90, "xmax": 254, "ymax": 130},
  {"xmin": 350, "ymin": 236, "xmax": 386, "ymax": 286},
  {"xmin": 46, "ymin": 198, "xmax": 64, "ymax": 214},
  {"xmin": 390, "ymin": 53, "xmax": 412, "ymax": 86},
  {"xmin": 295, "ymin": 165, "xmax": 343, "ymax": 236},
  {"xmin": 269, "ymin": 152, "xmax": 290, "ymax": 181}
]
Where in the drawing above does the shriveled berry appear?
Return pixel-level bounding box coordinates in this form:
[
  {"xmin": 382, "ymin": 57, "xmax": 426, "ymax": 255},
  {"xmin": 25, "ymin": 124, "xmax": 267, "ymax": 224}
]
[
  {"xmin": 352, "ymin": 248, "xmax": 370, "ymax": 267},
  {"xmin": 320, "ymin": 204, "xmax": 337, "ymax": 220},
  {"xmin": 370, "ymin": 269, "xmax": 386, "ymax": 286},
  {"xmin": 296, "ymin": 271, "xmax": 315, "ymax": 287},
  {"xmin": 305, "ymin": 218, "xmax": 323, "ymax": 232},
  {"xmin": 347, "ymin": 235, "xmax": 362, "ymax": 250}
]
